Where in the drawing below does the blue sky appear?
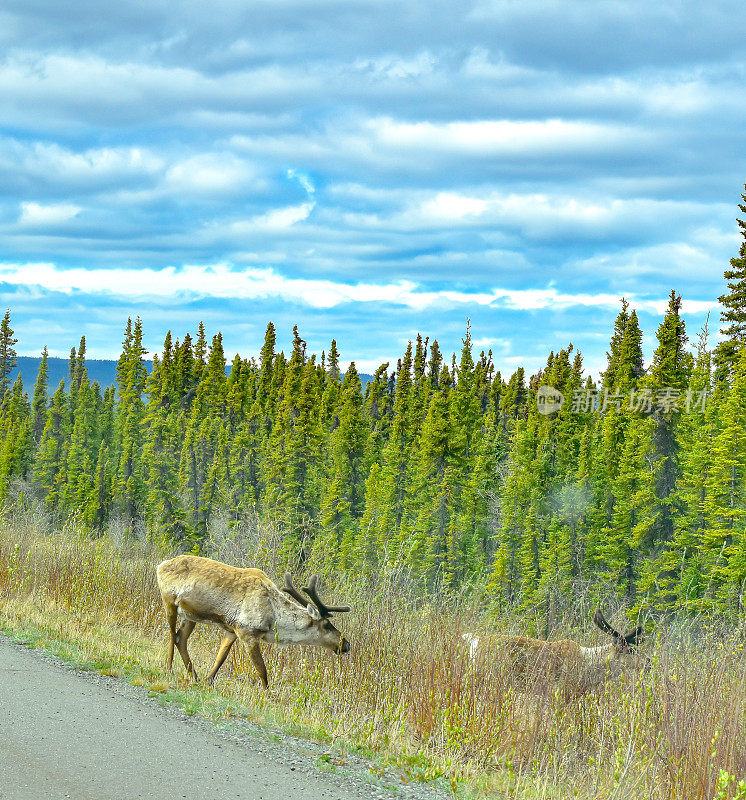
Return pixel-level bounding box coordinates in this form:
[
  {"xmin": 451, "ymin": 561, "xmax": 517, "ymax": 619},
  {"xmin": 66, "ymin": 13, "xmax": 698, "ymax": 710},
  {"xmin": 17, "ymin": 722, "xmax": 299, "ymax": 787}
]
[{"xmin": 1, "ymin": 0, "xmax": 745, "ymax": 377}]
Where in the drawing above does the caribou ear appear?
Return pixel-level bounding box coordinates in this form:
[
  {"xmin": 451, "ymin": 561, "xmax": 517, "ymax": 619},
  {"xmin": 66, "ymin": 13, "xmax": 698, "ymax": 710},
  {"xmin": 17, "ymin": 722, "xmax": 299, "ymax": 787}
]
[{"xmin": 306, "ymin": 603, "xmax": 321, "ymax": 621}]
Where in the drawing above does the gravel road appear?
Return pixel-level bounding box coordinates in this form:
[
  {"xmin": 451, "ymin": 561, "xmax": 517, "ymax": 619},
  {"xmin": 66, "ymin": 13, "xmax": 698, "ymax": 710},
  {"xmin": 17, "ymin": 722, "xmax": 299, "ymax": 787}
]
[{"xmin": 0, "ymin": 634, "xmax": 447, "ymax": 800}]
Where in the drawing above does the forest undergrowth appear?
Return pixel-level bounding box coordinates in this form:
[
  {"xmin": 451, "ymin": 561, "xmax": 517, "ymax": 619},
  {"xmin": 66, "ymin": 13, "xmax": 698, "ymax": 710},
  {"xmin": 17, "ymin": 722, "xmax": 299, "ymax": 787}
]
[{"xmin": 1, "ymin": 505, "xmax": 744, "ymax": 800}]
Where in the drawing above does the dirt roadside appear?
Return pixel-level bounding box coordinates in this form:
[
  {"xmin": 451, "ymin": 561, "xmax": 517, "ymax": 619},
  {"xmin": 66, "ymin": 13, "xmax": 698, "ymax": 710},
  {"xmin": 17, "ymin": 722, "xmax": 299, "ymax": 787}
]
[{"xmin": 0, "ymin": 634, "xmax": 449, "ymax": 800}]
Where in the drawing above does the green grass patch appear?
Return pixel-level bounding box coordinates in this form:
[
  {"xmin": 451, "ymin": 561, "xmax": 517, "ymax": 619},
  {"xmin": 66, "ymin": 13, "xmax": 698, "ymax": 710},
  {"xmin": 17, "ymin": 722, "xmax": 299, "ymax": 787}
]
[{"xmin": 2, "ymin": 521, "xmax": 745, "ymax": 799}]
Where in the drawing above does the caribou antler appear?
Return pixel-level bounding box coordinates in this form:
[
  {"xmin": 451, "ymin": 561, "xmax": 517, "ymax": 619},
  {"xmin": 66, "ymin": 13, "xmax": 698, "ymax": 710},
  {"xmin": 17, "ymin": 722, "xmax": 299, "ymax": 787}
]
[
  {"xmin": 593, "ymin": 609, "xmax": 623, "ymax": 640},
  {"xmin": 623, "ymin": 625, "xmax": 644, "ymax": 646},
  {"xmin": 594, "ymin": 610, "xmax": 644, "ymax": 648},
  {"xmin": 302, "ymin": 574, "xmax": 351, "ymax": 618},
  {"xmin": 282, "ymin": 573, "xmax": 310, "ymax": 608}
]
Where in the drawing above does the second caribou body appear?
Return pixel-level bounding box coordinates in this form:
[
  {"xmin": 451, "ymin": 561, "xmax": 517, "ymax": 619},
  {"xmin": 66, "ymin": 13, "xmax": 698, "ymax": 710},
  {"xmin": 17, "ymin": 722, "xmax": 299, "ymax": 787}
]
[
  {"xmin": 157, "ymin": 555, "xmax": 350, "ymax": 688},
  {"xmin": 463, "ymin": 610, "xmax": 644, "ymax": 697}
]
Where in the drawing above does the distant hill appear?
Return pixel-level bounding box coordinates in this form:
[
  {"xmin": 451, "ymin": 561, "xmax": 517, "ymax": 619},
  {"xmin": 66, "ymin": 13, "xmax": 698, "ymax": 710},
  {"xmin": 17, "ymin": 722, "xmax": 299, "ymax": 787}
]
[
  {"xmin": 11, "ymin": 356, "xmax": 372, "ymax": 391},
  {"xmin": 12, "ymin": 357, "xmax": 126, "ymax": 389}
]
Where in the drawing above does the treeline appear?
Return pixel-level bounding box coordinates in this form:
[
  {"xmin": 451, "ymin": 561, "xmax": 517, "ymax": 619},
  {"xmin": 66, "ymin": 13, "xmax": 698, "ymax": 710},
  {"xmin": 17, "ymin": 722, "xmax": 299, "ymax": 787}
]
[{"xmin": 1, "ymin": 191, "xmax": 746, "ymax": 618}]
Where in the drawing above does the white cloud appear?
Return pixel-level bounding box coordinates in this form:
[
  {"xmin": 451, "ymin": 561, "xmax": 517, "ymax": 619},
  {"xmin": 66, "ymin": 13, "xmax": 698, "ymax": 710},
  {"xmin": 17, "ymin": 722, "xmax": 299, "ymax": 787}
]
[
  {"xmin": 368, "ymin": 116, "xmax": 647, "ymax": 156},
  {"xmin": 0, "ymin": 0, "xmax": 742, "ymax": 367},
  {"xmin": 461, "ymin": 47, "xmax": 538, "ymax": 82},
  {"xmin": 472, "ymin": 336, "xmax": 511, "ymax": 353},
  {"xmin": 340, "ymin": 189, "xmax": 719, "ymax": 245},
  {"xmin": 286, "ymin": 168, "xmax": 315, "ymax": 196},
  {"xmin": 165, "ymin": 153, "xmax": 259, "ymax": 194},
  {"xmin": 572, "ymin": 238, "xmax": 731, "ymax": 281},
  {"xmin": 0, "ymin": 54, "xmax": 318, "ymax": 118},
  {"xmin": 0, "ymin": 140, "xmax": 164, "ymax": 189},
  {"xmin": 228, "ymin": 112, "xmax": 652, "ymax": 175},
  {"xmin": 420, "ymin": 192, "xmax": 489, "ymax": 220},
  {"xmin": 226, "ymin": 202, "xmax": 316, "ymax": 233},
  {"xmin": 650, "ymin": 298, "xmax": 719, "ymax": 315},
  {"xmin": 18, "ymin": 202, "xmax": 81, "ymax": 226},
  {"xmin": 462, "ymin": 48, "xmax": 716, "ymax": 118},
  {"xmin": 0, "ymin": 261, "xmax": 714, "ymax": 317}
]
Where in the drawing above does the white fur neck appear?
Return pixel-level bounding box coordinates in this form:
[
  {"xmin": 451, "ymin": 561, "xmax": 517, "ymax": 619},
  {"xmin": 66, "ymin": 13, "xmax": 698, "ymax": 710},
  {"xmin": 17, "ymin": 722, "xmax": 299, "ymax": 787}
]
[
  {"xmin": 580, "ymin": 643, "xmax": 615, "ymax": 665},
  {"xmin": 264, "ymin": 593, "xmax": 317, "ymax": 646}
]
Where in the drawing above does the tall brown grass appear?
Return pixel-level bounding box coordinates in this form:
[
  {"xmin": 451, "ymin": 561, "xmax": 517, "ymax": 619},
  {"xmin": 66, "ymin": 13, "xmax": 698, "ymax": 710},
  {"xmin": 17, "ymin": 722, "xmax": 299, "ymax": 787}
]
[{"xmin": 0, "ymin": 504, "xmax": 744, "ymax": 799}]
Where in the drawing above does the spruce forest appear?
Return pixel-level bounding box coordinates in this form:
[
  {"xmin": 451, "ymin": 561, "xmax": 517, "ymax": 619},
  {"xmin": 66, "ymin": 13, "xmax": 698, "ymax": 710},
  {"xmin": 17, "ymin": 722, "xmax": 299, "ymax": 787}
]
[{"xmin": 2, "ymin": 189, "xmax": 746, "ymax": 623}]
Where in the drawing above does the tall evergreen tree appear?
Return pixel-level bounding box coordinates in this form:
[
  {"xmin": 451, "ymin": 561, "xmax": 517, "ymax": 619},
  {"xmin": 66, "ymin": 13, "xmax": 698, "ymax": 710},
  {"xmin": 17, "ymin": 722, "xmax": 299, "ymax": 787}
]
[
  {"xmin": 714, "ymin": 184, "xmax": 746, "ymax": 380},
  {"xmin": 5, "ymin": 277, "xmax": 746, "ymax": 610},
  {"xmin": 602, "ymin": 299, "xmax": 630, "ymax": 390},
  {"xmin": 367, "ymin": 341, "xmax": 415, "ymax": 559},
  {"xmin": 701, "ymin": 347, "xmax": 746, "ymax": 609},
  {"xmin": 642, "ymin": 290, "xmax": 690, "ymax": 549},
  {"xmin": 0, "ymin": 377, "xmax": 32, "ymax": 496},
  {"xmin": 143, "ymin": 333, "xmax": 191, "ymax": 543},
  {"xmin": 318, "ymin": 363, "xmax": 367, "ymax": 566},
  {"xmin": 0, "ymin": 310, "xmax": 18, "ymax": 398},
  {"xmin": 33, "ymin": 380, "xmax": 70, "ymax": 510},
  {"xmin": 31, "ymin": 346, "xmax": 50, "ymax": 445},
  {"xmin": 114, "ymin": 317, "xmax": 148, "ymax": 527}
]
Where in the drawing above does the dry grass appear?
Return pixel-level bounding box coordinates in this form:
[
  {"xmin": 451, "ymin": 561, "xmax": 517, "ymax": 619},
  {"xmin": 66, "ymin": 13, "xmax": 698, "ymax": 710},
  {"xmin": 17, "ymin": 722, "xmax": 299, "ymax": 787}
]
[{"xmin": 1, "ymin": 508, "xmax": 745, "ymax": 799}]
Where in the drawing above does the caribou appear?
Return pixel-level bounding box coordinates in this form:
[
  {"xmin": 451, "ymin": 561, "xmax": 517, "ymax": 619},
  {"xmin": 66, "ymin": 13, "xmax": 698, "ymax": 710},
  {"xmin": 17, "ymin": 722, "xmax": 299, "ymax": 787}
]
[
  {"xmin": 156, "ymin": 555, "xmax": 350, "ymax": 689},
  {"xmin": 462, "ymin": 610, "xmax": 645, "ymax": 697}
]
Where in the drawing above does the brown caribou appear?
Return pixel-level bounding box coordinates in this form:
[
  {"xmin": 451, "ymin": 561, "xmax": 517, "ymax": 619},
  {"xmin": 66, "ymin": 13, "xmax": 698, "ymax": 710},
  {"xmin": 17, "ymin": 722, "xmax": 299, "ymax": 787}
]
[
  {"xmin": 156, "ymin": 555, "xmax": 350, "ymax": 688},
  {"xmin": 462, "ymin": 610, "xmax": 645, "ymax": 697}
]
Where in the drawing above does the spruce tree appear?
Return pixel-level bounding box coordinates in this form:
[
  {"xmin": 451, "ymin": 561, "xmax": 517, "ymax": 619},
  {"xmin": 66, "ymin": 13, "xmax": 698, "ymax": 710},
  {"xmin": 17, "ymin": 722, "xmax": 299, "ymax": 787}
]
[
  {"xmin": 538, "ymin": 519, "xmax": 574, "ymax": 628},
  {"xmin": 90, "ymin": 441, "xmax": 113, "ymax": 531},
  {"xmin": 371, "ymin": 341, "xmax": 414, "ymax": 556},
  {"xmin": 363, "ymin": 362, "xmax": 392, "ymax": 471},
  {"xmin": 200, "ymin": 420, "xmax": 230, "ymax": 533},
  {"xmin": 714, "ymin": 184, "xmax": 746, "ymax": 380},
  {"xmin": 488, "ymin": 414, "xmax": 541, "ymax": 603},
  {"xmin": 642, "ymin": 290, "xmax": 690, "ymax": 549},
  {"xmin": 602, "ymin": 299, "xmax": 630, "ymax": 390},
  {"xmin": 262, "ymin": 327, "xmax": 323, "ymax": 552},
  {"xmin": 615, "ymin": 310, "xmax": 644, "ymax": 392},
  {"xmin": 0, "ymin": 377, "xmax": 32, "ymax": 495},
  {"xmin": 175, "ymin": 333, "xmax": 196, "ymax": 402},
  {"xmin": 499, "ymin": 367, "xmax": 527, "ymax": 423},
  {"xmin": 226, "ymin": 354, "xmax": 249, "ymax": 432},
  {"xmin": 31, "ymin": 346, "xmax": 49, "ymax": 445},
  {"xmin": 256, "ymin": 322, "xmax": 276, "ymax": 416},
  {"xmin": 406, "ymin": 387, "xmax": 454, "ymax": 581},
  {"xmin": 114, "ymin": 318, "xmax": 148, "ymax": 528},
  {"xmin": 63, "ymin": 374, "xmax": 99, "ymax": 516},
  {"xmin": 318, "ymin": 363, "xmax": 366, "ymax": 567},
  {"xmin": 193, "ymin": 321, "xmax": 207, "ymax": 385},
  {"xmin": 702, "ymin": 347, "xmax": 746, "ymax": 609},
  {"xmin": 143, "ymin": 334, "xmax": 191, "ymax": 543},
  {"xmin": 33, "ymin": 380, "xmax": 70, "ymax": 510},
  {"xmin": 196, "ymin": 333, "xmax": 227, "ymax": 413},
  {"xmin": 0, "ymin": 310, "xmax": 18, "ymax": 397},
  {"xmin": 321, "ymin": 339, "xmax": 342, "ymax": 428},
  {"xmin": 428, "ymin": 340, "xmax": 443, "ymax": 390},
  {"xmin": 601, "ymin": 415, "xmax": 657, "ymax": 599},
  {"xmin": 457, "ymin": 408, "xmax": 497, "ymax": 575}
]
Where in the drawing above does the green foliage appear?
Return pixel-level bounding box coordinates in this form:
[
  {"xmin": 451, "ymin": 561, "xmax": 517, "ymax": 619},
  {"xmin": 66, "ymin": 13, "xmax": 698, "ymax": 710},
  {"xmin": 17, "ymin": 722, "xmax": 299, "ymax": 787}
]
[
  {"xmin": 4, "ymin": 187, "xmax": 746, "ymax": 619},
  {"xmin": 714, "ymin": 184, "xmax": 746, "ymax": 381},
  {"xmin": 0, "ymin": 309, "xmax": 18, "ymax": 398}
]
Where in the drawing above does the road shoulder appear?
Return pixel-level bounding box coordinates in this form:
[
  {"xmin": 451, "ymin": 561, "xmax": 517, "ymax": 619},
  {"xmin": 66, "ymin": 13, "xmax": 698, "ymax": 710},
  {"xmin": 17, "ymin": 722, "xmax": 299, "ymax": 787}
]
[{"xmin": 0, "ymin": 632, "xmax": 449, "ymax": 800}]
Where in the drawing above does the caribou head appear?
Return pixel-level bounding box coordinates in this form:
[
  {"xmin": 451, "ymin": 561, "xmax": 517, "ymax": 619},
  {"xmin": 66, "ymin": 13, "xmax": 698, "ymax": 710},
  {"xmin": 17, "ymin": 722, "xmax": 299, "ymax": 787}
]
[{"xmin": 282, "ymin": 573, "xmax": 351, "ymax": 655}]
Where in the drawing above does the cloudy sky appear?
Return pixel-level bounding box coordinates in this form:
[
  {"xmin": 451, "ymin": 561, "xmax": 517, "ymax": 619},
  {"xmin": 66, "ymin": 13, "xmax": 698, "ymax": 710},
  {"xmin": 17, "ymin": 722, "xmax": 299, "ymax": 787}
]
[{"xmin": 1, "ymin": 0, "xmax": 745, "ymax": 376}]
